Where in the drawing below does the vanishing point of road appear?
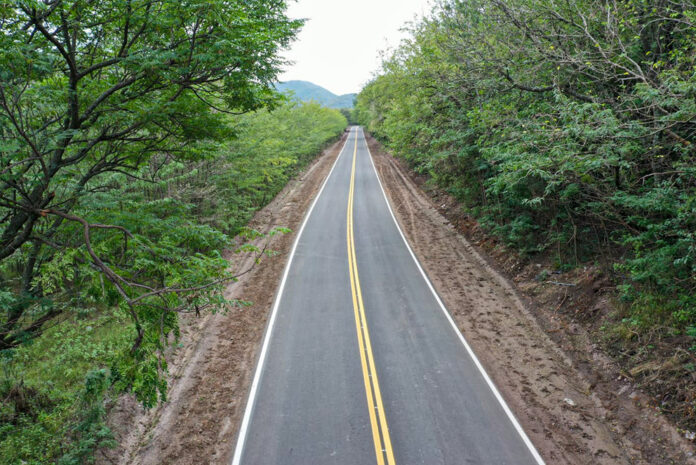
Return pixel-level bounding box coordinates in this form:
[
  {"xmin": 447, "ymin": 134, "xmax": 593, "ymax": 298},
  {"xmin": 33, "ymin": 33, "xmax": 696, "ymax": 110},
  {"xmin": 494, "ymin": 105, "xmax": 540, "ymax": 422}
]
[{"xmin": 231, "ymin": 127, "xmax": 546, "ymax": 465}]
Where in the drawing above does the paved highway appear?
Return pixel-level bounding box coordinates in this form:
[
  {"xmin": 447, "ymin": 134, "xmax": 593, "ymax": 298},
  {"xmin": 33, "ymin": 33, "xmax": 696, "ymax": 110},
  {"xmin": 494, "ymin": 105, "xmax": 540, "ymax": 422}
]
[{"xmin": 231, "ymin": 127, "xmax": 545, "ymax": 465}]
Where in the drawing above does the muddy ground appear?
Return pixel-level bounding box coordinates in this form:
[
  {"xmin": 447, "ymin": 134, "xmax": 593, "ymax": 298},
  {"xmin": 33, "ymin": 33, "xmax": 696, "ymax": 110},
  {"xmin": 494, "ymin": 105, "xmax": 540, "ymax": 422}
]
[{"xmin": 104, "ymin": 130, "xmax": 695, "ymax": 464}]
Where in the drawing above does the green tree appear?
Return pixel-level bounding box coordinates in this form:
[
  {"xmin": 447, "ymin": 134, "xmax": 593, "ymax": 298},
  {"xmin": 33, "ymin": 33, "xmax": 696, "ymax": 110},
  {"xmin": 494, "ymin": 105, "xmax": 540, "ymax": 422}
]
[
  {"xmin": 0, "ymin": 0, "xmax": 300, "ymax": 398},
  {"xmin": 357, "ymin": 0, "xmax": 696, "ymax": 330}
]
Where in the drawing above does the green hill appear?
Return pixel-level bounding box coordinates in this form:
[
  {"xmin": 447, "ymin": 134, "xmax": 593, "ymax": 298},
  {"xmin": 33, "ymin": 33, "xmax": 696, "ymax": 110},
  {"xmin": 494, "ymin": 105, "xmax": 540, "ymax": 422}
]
[{"xmin": 276, "ymin": 80, "xmax": 356, "ymax": 109}]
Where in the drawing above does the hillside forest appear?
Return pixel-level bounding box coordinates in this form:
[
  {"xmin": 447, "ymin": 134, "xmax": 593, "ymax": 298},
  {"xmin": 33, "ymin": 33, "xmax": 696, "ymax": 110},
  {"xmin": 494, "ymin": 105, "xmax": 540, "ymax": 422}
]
[
  {"xmin": 275, "ymin": 80, "xmax": 358, "ymax": 109},
  {"xmin": 0, "ymin": 1, "xmax": 346, "ymax": 463},
  {"xmin": 355, "ymin": 0, "xmax": 696, "ymax": 428}
]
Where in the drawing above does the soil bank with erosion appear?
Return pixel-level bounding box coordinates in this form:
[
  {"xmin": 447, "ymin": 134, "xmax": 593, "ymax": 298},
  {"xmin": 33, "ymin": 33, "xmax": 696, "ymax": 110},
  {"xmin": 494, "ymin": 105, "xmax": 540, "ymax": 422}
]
[{"xmin": 102, "ymin": 130, "xmax": 695, "ymax": 465}]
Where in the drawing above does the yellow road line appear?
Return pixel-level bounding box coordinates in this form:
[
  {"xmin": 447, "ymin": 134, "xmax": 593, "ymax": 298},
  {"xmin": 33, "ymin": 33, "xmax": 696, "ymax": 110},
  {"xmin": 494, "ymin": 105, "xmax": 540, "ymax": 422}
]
[{"xmin": 346, "ymin": 130, "xmax": 396, "ymax": 465}]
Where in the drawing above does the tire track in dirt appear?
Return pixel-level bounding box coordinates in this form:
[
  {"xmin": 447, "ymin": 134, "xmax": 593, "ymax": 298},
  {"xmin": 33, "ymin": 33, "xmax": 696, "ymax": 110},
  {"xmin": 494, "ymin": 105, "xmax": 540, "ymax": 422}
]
[
  {"xmin": 367, "ymin": 134, "xmax": 695, "ymax": 465},
  {"xmin": 101, "ymin": 132, "xmax": 349, "ymax": 465}
]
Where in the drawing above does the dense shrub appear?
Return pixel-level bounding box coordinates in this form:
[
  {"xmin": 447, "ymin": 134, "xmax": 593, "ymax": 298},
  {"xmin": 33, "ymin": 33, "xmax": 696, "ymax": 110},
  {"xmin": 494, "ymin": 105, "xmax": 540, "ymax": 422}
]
[{"xmin": 356, "ymin": 0, "xmax": 696, "ymax": 332}]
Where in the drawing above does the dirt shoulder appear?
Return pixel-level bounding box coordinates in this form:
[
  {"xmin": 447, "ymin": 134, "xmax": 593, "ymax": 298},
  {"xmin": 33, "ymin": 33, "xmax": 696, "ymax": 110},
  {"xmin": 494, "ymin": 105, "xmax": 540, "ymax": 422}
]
[
  {"xmin": 367, "ymin": 133, "xmax": 695, "ymax": 464},
  {"xmin": 100, "ymin": 132, "xmax": 349, "ymax": 465}
]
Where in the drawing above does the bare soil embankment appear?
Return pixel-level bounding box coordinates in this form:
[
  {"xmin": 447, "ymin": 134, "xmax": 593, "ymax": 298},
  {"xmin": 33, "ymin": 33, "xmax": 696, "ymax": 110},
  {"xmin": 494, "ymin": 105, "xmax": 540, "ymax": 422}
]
[{"xmin": 367, "ymin": 133, "xmax": 695, "ymax": 465}]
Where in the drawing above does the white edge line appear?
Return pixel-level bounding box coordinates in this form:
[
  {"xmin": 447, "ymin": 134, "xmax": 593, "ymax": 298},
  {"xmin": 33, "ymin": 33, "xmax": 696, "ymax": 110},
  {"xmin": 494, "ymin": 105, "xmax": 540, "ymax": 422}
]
[
  {"xmin": 360, "ymin": 128, "xmax": 547, "ymax": 465},
  {"xmin": 230, "ymin": 128, "xmax": 355, "ymax": 465}
]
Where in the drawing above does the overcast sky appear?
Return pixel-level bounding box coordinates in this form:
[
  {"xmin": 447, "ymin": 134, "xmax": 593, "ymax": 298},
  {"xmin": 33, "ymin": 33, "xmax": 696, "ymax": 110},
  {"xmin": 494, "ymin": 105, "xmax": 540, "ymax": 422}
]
[{"xmin": 278, "ymin": 0, "xmax": 433, "ymax": 96}]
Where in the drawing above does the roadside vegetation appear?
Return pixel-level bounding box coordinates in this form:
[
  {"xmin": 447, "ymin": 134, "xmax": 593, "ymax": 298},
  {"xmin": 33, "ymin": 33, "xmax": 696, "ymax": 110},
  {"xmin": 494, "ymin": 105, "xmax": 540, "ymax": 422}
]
[
  {"xmin": 0, "ymin": 1, "xmax": 346, "ymax": 463},
  {"xmin": 356, "ymin": 0, "xmax": 696, "ymax": 426}
]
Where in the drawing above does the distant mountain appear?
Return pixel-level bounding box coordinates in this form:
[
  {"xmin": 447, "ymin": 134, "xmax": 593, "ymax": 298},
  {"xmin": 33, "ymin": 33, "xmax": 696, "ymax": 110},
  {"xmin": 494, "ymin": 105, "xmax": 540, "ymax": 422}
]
[{"xmin": 275, "ymin": 80, "xmax": 356, "ymax": 109}]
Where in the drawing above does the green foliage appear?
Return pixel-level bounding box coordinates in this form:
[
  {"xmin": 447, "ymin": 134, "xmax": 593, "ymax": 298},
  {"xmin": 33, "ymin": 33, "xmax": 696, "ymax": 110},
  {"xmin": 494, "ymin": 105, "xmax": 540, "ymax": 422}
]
[
  {"xmin": 212, "ymin": 101, "xmax": 348, "ymax": 234},
  {"xmin": 0, "ymin": 313, "xmax": 130, "ymax": 464},
  {"xmin": 0, "ymin": 100, "xmax": 346, "ymax": 463},
  {"xmin": 0, "ymin": 0, "xmax": 347, "ymax": 462},
  {"xmin": 57, "ymin": 370, "xmax": 116, "ymax": 465},
  {"xmin": 0, "ymin": 0, "xmax": 303, "ymax": 350},
  {"xmin": 356, "ymin": 0, "xmax": 696, "ymax": 333}
]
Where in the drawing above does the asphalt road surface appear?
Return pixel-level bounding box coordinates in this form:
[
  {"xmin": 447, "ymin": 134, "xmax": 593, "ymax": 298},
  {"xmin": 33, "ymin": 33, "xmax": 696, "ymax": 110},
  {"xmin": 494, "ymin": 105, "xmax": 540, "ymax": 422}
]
[{"xmin": 231, "ymin": 127, "xmax": 545, "ymax": 465}]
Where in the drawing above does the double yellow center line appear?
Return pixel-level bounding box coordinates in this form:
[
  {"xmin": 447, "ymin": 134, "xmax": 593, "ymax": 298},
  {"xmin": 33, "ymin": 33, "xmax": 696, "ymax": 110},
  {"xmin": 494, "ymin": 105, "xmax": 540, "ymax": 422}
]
[{"xmin": 346, "ymin": 130, "xmax": 396, "ymax": 465}]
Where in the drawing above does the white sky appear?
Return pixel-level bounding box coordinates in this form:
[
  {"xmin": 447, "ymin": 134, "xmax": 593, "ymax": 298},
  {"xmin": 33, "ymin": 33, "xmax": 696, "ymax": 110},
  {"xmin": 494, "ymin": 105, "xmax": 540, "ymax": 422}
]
[{"xmin": 278, "ymin": 0, "xmax": 433, "ymax": 96}]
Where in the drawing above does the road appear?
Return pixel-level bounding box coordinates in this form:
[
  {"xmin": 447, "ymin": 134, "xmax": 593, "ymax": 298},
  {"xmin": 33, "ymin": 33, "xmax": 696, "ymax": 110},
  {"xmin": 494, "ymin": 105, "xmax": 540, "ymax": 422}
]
[{"xmin": 231, "ymin": 127, "xmax": 545, "ymax": 465}]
